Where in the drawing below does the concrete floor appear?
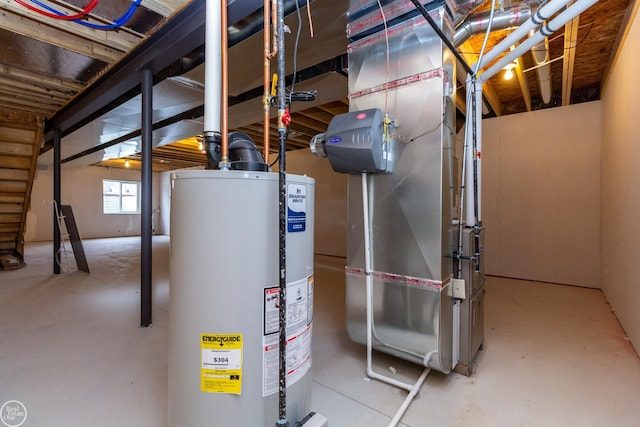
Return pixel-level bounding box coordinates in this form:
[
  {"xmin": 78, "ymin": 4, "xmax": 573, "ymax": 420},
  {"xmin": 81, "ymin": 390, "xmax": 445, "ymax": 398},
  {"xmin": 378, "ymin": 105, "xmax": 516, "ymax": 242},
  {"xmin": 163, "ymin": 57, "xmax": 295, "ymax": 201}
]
[{"xmin": 1, "ymin": 236, "xmax": 639, "ymax": 426}]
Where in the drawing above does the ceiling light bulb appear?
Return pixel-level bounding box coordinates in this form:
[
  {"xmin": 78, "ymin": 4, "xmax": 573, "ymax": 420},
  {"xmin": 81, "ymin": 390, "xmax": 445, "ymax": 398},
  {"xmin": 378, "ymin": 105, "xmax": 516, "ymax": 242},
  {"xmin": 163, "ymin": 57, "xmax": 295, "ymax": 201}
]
[
  {"xmin": 125, "ymin": 159, "xmax": 130, "ymax": 168},
  {"xmin": 504, "ymin": 68, "xmax": 514, "ymax": 80}
]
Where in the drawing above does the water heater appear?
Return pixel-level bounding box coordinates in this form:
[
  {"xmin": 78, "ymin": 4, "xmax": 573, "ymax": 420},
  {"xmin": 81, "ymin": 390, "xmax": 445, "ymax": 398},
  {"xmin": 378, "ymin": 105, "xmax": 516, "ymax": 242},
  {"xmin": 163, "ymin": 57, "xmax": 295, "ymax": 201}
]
[{"xmin": 168, "ymin": 170, "xmax": 315, "ymax": 426}]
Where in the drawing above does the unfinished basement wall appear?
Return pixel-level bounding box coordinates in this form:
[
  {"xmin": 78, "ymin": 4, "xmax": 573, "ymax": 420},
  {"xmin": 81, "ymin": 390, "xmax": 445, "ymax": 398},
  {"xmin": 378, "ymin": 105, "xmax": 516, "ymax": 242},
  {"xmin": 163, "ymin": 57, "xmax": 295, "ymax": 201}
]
[
  {"xmin": 600, "ymin": 9, "xmax": 640, "ymax": 354},
  {"xmin": 26, "ymin": 165, "xmax": 161, "ymax": 242},
  {"xmin": 481, "ymin": 101, "xmax": 601, "ymax": 288},
  {"xmin": 284, "ymin": 149, "xmax": 347, "ymax": 258},
  {"xmin": 157, "ymin": 155, "xmax": 347, "ymax": 258}
]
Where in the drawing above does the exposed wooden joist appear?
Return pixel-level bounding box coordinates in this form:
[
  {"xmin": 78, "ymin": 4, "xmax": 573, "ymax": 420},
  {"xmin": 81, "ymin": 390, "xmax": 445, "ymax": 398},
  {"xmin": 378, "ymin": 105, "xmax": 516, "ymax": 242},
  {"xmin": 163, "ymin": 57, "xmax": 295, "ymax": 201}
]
[
  {"xmin": 0, "ymin": 102, "xmax": 55, "ymax": 117},
  {"xmin": 0, "ymin": 95, "xmax": 58, "ymax": 114},
  {"xmin": 562, "ymin": 11, "xmax": 580, "ymax": 106},
  {"xmin": 0, "ymin": 77, "xmax": 70, "ymax": 102},
  {"xmin": 0, "ymin": 1, "xmax": 141, "ymax": 52},
  {"xmin": 513, "ymin": 45, "xmax": 532, "ymax": 112},
  {"xmin": 0, "ymin": 9, "xmax": 124, "ymax": 62},
  {"xmin": 141, "ymin": 0, "xmax": 188, "ymax": 17},
  {"xmin": 0, "ymin": 64, "xmax": 83, "ymax": 93},
  {"xmin": 601, "ymin": 0, "xmax": 639, "ymax": 95},
  {"xmin": 2, "ymin": 85, "xmax": 65, "ymax": 107}
]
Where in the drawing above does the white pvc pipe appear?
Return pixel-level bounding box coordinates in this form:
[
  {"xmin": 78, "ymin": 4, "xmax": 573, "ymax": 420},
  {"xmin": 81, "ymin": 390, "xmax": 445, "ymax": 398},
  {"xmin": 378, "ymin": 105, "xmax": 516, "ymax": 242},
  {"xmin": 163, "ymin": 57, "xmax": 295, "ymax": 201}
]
[
  {"xmin": 475, "ymin": 80, "xmax": 483, "ymax": 223},
  {"xmin": 474, "ymin": 0, "xmax": 570, "ymax": 71},
  {"xmin": 361, "ymin": 173, "xmax": 431, "ymax": 425},
  {"xmin": 464, "ymin": 79, "xmax": 475, "ymax": 227},
  {"xmin": 204, "ymin": 0, "xmax": 221, "ymax": 133},
  {"xmin": 387, "ymin": 368, "xmax": 430, "ymax": 427},
  {"xmin": 480, "ymin": 0, "xmax": 598, "ymax": 83}
]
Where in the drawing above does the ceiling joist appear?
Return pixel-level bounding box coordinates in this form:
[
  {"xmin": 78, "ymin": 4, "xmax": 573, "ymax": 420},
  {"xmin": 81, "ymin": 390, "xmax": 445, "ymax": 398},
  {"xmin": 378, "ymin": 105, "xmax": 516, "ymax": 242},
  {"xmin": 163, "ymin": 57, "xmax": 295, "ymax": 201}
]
[
  {"xmin": 562, "ymin": 10, "xmax": 580, "ymax": 105},
  {"xmin": 0, "ymin": 63, "xmax": 83, "ymax": 93},
  {"xmin": 0, "ymin": 9, "xmax": 124, "ymax": 62},
  {"xmin": 0, "ymin": 1, "xmax": 142, "ymax": 52}
]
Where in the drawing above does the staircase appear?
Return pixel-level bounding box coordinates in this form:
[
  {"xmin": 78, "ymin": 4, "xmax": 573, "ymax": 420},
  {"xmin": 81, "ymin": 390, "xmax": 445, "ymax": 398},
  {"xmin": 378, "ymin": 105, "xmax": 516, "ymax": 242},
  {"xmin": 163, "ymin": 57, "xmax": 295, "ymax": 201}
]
[{"xmin": 0, "ymin": 109, "xmax": 43, "ymax": 270}]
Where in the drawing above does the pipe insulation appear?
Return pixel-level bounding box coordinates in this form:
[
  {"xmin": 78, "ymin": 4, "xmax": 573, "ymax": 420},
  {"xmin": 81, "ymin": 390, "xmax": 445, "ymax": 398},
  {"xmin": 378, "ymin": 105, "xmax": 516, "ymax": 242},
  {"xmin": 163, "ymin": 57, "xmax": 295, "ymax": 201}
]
[
  {"xmin": 479, "ymin": 0, "xmax": 599, "ymax": 83},
  {"xmin": 474, "ymin": 0, "xmax": 571, "ymax": 71}
]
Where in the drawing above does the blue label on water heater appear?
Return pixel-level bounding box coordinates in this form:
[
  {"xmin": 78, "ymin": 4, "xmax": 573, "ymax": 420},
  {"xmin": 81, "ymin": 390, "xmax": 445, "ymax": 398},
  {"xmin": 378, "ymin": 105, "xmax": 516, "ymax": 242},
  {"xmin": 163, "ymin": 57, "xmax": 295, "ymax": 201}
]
[{"xmin": 287, "ymin": 184, "xmax": 306, "ymax": 233}]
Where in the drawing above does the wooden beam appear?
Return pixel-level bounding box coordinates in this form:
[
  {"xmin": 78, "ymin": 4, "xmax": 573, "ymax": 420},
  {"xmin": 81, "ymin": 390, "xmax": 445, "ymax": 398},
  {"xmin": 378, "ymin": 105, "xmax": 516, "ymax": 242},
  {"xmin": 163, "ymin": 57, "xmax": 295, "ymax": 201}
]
[
  {"xmin": 0, "ymin": 9, "xmax": 124, "ymax": 62},
  {"xmin": 1, "ymin": 86, "xmax": 66, "ymax": 107},
  {"xmin": 141, "ymin": 0, "xmax": 189, "ymax": 17},
  {"xmin": 0, "ymin": 95, "xmax": 58, "ymax": 114},
  {"xmin": 0, "ymin": 77, "xmax": 70, "ymax": 102},
  {"xmin": 0, "ymin": 102, "xmax": 55, "ymax": 117},
  {"xmin": 601, "ymin": 0, "xmax": 639, "ymax": 96},
  {"xmin": 0, "ymin": 64, "xmax": 83, "ymax": 93},
  {"xmin": 562, "ymin": 12, "xmax": 580, "ymax": 106},
  {"xmin": 513, "ymin": 45, "xmax": 532, "ymax": 112},
  {"xmin": 0, "ymin": 1, "xmax": 141, "ymax": 52},
  {"xmin": 458, "ymin": 41, "xmax": 503, "ymax": 116}
]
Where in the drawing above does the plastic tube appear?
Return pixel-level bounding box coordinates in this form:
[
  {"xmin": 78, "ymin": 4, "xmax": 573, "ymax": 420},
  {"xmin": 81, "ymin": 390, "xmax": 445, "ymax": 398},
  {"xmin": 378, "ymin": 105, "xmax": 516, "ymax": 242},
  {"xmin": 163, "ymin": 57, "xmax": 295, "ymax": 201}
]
[
  {"xmin": 361, "ymin": 172, "xmax": 431, "ymax": 426},
  {"xmin": 479, "ymin": 0, "xmax": 598, "ymax": 82},
  {"xmin": 474, "ymin": 0, "xmax": 571, "ymax": 71},
  {"xmin": 204, "ymin": 0, "xmax": 222, "ymax": 163},
  {"xmin": 25, "ymin": 0, "xmax": 141, "ymax": 29},
  {"xmin": 16, "ymin": 0, "xmax": 98, "ymax": 20}
]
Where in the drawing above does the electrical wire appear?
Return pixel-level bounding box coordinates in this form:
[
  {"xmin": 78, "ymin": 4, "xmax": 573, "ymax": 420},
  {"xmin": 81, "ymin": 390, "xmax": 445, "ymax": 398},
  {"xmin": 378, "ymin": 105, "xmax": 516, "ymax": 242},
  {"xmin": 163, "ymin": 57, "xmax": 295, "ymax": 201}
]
[
  {"xmin": 23, "ymin": 0, "xmax": 141, "ymax": 30},
  {"xmin": 306, "ymin": 0, "xmax": 314, "ymax": 38},
  {"xmin": 14, "ymin": 0, "xmax": 98, "ymax": 20},
  {"xmin": 473, "ymin": 0, "xmax": 497, "ymax": 76},
  {"xmin": 290, "ymin": 0, "xmax": 303, "ymax": 97},
  {"xmin": 375, "ymin": 0, "xmax": 390, "ymax": 116}
]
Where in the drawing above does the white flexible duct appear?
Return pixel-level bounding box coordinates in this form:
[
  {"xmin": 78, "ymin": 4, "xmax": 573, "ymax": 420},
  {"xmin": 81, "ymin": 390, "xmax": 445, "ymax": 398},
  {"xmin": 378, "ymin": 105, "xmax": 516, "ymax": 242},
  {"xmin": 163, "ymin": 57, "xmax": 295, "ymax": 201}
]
[
  {"xmin": 479, "ymin": 0, "xmax": 599, "ymax": 83},
  {"xmin": 474, "ymin": 0, "xmax": 571, "ymax": 72},
  {"xmin": 204, "ymin": 0, "xmax": 221, "ymax": 134}
]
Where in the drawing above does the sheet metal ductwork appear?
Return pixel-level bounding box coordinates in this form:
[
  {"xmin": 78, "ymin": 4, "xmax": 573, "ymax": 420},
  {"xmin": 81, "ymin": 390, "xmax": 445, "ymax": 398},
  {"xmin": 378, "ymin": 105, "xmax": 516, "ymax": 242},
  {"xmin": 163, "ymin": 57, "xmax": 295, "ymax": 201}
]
[
  {"xmin": 454, "ymin": 2, "xmax": 535, "ymax": 47},
  {"xmin": 344, "ymin": 0, "xmax": 461, "ymax": 375}
]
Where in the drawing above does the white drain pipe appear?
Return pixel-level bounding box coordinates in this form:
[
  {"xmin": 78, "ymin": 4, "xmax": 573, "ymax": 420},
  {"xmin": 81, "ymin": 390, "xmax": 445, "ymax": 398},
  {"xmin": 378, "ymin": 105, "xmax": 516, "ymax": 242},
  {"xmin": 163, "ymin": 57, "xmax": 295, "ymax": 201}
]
[
  {"xmin": 362, "ymin": 172, "xmax": 431, "ymax": 427},
  {"xmin": 474, "ymin": 0, "xmax": 571, "ymax": 72},
  {"xmin": 204, "ymin": 0, "xmax": 221, "ymax": 137},
  {"xmin": 479, "ymin": 0, "xmax": 599, "ymax": 83}
]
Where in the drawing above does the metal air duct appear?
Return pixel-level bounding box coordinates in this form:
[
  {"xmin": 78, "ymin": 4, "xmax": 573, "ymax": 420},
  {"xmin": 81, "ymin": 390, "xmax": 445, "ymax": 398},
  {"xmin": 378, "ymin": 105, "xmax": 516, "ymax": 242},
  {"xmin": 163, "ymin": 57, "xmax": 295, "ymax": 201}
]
[{"xmin": 454, "ymin": 2, "xmax": 535, "ymax": 47}]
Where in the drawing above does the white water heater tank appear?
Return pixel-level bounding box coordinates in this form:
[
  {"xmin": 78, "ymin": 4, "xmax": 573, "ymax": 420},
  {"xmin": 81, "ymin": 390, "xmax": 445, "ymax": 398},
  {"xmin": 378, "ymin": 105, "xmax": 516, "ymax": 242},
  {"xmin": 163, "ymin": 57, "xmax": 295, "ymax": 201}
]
[{"xmin": 168, "ymin": 170, "xmax": 315, "ymax": 426}]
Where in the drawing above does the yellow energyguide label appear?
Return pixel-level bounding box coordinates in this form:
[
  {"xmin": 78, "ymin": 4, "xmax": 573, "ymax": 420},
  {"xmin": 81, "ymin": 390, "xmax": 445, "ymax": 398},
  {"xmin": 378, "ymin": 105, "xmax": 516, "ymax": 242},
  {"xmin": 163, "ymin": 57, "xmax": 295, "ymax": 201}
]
[{"xmin": 200, "ymin": 333, "xmax": 243, "ymax": 394}]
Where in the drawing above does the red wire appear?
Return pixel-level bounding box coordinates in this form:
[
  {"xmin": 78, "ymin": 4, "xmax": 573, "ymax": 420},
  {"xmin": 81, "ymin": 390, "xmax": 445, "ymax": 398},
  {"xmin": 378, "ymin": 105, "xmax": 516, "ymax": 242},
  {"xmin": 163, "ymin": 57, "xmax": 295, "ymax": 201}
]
[{"xmin": 14, "ymin": 0, "xmax": 99, "ymax": 21}]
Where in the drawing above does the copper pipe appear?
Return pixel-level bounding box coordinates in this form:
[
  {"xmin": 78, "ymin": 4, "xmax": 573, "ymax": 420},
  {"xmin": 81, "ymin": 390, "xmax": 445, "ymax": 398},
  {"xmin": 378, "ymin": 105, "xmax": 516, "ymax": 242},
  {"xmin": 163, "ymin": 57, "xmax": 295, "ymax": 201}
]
[
  {"xmin": 221, "ymin": 0, "xmax": 229, "ymax": 166},
  {"xmin": 263, "ymin": 0, "xmax": 271, "ymax": 164},
  {"xmin": 270, "ymin": 0, "xmax": 278, "ymax": 58}
]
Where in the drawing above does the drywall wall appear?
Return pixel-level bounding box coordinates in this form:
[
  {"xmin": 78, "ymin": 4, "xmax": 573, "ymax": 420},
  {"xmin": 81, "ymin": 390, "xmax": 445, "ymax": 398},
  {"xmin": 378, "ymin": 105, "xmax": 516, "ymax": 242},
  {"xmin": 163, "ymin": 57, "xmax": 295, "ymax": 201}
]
[
  {"xmin": 481, "ymin": 101, "xmax": 601, "ymax": 288},
  {"xmin": 26, "ymin": 165, "xmax": 161, "ymax": 242},
  {"xmin": 600, "ymin": 9, "xmax": 640, "ymax": 353},
  {"xmin": 157, "ymin": 152, "xmax": 347, "ymax": 257},
  {"xmin": 281, "ymin": 149, "xmax": 348, "ymax": 258}
]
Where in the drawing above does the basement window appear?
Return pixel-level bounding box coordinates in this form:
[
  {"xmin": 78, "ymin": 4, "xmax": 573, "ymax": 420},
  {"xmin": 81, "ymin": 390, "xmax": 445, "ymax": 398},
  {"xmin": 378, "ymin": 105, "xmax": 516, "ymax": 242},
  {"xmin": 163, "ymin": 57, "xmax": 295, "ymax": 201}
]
[{"xmin": 103, "ymin": 180, "xmax": 140, "ymax": 214}]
